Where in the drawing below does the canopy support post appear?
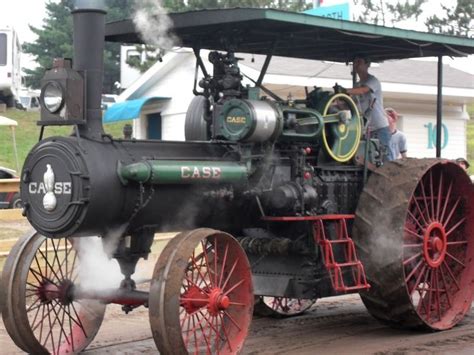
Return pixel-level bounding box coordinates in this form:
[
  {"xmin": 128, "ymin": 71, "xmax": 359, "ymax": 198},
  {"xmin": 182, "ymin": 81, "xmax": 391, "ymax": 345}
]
[
  {"xmin": 193, "ymin": 47, "xmax": 209, "ymax": 78},
  {"xmin": 436, "ymin": 56, "xmax": 443, "ymax": 158},
  {"xmin": 11, "ymin": 126, "xmax": 19, "ymax": 173},
  {"xmin": 257, "ymin": 54, "xmax": 272, "ymax": 86},
  {"xmin": 257, "ymin": 39, "xmax": 277, "ymax": 86}
]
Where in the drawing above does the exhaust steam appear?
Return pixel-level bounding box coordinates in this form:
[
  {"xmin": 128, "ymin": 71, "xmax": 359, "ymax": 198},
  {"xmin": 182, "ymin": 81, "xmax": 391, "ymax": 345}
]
[
  {"xmin": 76, "ymin": 233, "xmax": 124, "ymax": 292},
  {"xmin": 132, "ymin": 0, "xmax": 179, "ymax": 50}
]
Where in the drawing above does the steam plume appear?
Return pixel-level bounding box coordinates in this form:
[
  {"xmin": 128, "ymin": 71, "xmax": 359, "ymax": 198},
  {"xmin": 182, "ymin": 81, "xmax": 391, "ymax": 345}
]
[
  {"xmin": 132, "ymin": 0, "xmax": 179, "ymax": 50},
  {"xmin": 76, "ymin": 236, "xmax": 123, "ymax": 291}
]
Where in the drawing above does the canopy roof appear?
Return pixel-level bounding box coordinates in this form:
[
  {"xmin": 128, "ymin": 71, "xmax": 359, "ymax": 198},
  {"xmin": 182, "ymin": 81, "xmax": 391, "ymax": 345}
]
[
  {"xmin": 0, "ymin": 116, "xmax": 18, "ymax": 127},
  {"xmin": 105, "ymin": 8, "xmax": 474, "ymax": 63}
]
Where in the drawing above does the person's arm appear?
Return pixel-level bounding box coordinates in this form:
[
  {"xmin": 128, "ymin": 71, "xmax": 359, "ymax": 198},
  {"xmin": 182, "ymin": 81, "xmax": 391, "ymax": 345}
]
[
  {"xmin": 400, "ymin": 134, "xmax": 407, "ymax": 158},
  {"xmin": 346, "ymin": 85, "xmax": 371, "ymax": 96}
]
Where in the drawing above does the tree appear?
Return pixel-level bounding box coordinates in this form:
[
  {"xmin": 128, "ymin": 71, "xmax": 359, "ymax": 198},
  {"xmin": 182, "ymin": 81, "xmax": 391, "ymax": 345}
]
[
  {"xmin": 23, "ymin": 0, "xmax": 74, "ymax": 89},
  {"xmin": 162, "ymin": 0, "xmax": 311, "ymax": 13},
  {"xmin": 103, "ymin": 0, "xmax": 134, "ymax": 93},
  {"xmin": 125, "ymin": 45, "xmax": 164, "ymax": 74},
  {"xmin": 354, "ymin": 0, "xmax": 472, "ymax": 38},
  {"xmin": 354, "ymin": 0, "xmax": 427, "ymax": 26},
  {"xmin": 425, "ymin": 0, "xmax": 473, "ymax": 37},
  {"xmin": 23, "ymin": 0, "xmax": 133, "ymax": 92}
]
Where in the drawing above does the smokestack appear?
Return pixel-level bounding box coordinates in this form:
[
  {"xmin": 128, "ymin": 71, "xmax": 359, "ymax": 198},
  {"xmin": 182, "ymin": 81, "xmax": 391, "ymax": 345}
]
[{"xmin": 72, "ymin": 0, "xmax": 107, "ymax": 139}]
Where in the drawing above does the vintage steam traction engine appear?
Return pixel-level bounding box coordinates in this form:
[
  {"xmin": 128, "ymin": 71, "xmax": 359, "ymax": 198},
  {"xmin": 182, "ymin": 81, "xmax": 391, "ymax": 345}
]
[{"xmin": 2, "ymin": 2, "xmax": 474, "ymax": 355}]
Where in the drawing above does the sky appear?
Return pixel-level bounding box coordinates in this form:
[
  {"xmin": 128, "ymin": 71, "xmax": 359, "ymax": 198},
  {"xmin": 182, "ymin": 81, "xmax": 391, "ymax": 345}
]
[{"xmin": 0, "ymin": 0, "xmax": 472, "ymax": 74}]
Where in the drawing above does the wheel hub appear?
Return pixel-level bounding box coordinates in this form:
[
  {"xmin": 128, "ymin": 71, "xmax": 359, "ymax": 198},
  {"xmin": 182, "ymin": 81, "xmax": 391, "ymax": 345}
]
[
  {"xmin": 180, "ymin": 286, "xmax": 230, "ymax": 315},
  {"xmin": 423, "ymin": 222, "xmax": 447, "ymax": 268},
  {"xmin": 38, "ymin": 279, "xmax": 74, "ymax": 305},
  {"xmin": 207, "ymin": 288, "xmax": 230, "ymax": 315},
  {"xmin": 181, "ymin": 286, "xmax": 208, "ymax": 313}
]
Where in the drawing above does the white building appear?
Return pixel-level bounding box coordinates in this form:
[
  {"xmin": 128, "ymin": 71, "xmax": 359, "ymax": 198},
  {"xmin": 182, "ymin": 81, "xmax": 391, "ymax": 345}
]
[{"xmin": 115, "ymin": 48, "xmax": 474, "ymax": 160}]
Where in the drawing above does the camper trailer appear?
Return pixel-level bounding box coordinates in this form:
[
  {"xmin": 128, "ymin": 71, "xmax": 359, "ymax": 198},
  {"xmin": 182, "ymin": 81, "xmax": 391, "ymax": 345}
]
[{"xmin": 0, "ymin": 27, "xmax": 21, "ymax": 107}]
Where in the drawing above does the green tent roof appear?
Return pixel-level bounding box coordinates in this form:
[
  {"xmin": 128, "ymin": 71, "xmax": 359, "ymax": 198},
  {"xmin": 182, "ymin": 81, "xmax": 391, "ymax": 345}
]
[{"xmin": 105, "ymin": 8, "xmax": 474, "ymax": 63}]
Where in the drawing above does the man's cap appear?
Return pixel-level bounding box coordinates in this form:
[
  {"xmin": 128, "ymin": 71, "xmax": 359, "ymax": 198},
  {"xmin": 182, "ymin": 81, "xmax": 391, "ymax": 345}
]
[{"xmin": 456, "ymin": 157, "xmax": 470, "ymax": 168}]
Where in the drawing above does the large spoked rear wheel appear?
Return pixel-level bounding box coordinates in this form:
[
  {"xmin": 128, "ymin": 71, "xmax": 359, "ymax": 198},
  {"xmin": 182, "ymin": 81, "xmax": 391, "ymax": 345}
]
[
  {"xmin": 254, "ymin": 296, "xmax": 316, "ymax": 318},
  {"xmin": 149, "ymin": 228, "xmax": 254, "ymax": 354},
  {"xmin": 2, "ymin": 230, "xmax": 106, "ymax": 354},
  {"xmin": 354, "ymin": 159, "xmax": 474, "ymax": 330}
]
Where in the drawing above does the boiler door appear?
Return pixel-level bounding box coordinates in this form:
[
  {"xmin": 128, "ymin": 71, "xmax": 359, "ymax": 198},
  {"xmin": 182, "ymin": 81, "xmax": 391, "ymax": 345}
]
[{"xmin": 20, "ymin": 138, "xmax": 90, "ymax": 237}]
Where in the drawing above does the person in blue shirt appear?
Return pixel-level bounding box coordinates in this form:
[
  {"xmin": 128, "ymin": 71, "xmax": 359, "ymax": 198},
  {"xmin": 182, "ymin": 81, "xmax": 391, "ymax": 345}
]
[{"xmin": 386, "ymin": 107, "xmax": 407, "ymax": 159}]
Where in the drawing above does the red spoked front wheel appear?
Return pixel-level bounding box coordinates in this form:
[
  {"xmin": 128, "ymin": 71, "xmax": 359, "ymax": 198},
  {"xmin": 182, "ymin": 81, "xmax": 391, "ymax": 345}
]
[
  {"xmin": 1, "ymin": 230, "xmax": 105, "ymax": 354},
  {"xmin": 354, "ymin": 159, "xmax": 474, "ymax": 330},
  {"xmin": 149, "ymin": 228, "xmax": 253, "ymax": 354}
]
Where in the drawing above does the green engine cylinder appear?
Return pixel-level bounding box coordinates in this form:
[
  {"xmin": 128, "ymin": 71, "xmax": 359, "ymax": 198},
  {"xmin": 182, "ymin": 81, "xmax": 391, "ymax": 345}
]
[
  {"xmin": 215, "ymin": 98, "xmax": 325, "ymax": 143},
  {"xmin": 215, "ymin": 99, "xmax": 281, "ymax": 142}
]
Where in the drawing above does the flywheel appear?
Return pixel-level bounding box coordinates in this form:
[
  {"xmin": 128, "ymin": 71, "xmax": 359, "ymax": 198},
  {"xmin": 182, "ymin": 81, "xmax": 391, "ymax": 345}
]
[{"xmin": 318, "ymin": 93, "xmax": 362, "ymax": 163}]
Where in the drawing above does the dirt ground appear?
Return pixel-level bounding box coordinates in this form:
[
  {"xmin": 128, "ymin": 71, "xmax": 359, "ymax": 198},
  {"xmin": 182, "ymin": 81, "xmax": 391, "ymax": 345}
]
[
  {"xmin": 2, "ymin": 294, "xmax": 474, "ymax": 354},
  {"xmin": 2, "ymin": 219, "xmax": 474, "ymax": 354}
]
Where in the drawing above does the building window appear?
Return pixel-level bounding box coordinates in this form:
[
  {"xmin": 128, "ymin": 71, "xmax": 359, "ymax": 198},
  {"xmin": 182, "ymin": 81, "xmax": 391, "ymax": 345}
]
[{"xmin": 0, "ymin": 33, "xmax": 7, "ymax": 66}]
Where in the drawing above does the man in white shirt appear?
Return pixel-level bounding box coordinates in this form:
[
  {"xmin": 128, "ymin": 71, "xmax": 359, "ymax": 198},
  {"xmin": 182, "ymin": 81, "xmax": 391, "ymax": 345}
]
[{"xmin": 346, "ymin": 55, "xmax": 391, "ymax": 160}]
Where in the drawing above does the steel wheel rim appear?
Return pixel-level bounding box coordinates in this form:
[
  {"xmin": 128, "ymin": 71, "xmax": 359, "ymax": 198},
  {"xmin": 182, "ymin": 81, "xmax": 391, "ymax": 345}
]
[
  {"xmin": 261, "ymin": 297, "xmax": 315, "ymax": 316},
  {"xmin": 2, "ymin": 232, "xmax": 105, "ymax": 354},
  {"xmin": 403, "ymin": 164, "xmax": 474, "ymax": 329},
  {"xmin": 151, "ymin": 229, "xmax": 253, "ymax": 355}
]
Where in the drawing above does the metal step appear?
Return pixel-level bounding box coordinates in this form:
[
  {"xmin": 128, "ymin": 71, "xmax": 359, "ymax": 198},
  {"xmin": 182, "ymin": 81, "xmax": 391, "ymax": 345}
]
[{"xmin": 313, "ymin": 215, "xmax": 370, "ymax": 293}]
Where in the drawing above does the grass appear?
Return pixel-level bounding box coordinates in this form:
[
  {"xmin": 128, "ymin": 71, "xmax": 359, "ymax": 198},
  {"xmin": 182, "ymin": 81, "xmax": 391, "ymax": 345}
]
[{"xmin": 0, "ymin": 108, "xmax": 131, "ymax": 171}]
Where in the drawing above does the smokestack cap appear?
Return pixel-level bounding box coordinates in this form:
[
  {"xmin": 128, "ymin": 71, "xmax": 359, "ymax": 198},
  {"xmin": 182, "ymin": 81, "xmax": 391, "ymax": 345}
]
[{"xmin": 72, "ymin": 0, "xmax": 107, "ymax": 13}]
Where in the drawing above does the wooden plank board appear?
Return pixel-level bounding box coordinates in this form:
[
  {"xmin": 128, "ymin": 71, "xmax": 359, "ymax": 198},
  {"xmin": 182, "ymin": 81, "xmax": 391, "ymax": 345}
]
[
  {"xmin": 0, "ymin": 178, "xmax": 20, "ymax": 192},
  {"xmin": 0, "ymin": 208, "xmax": 23, "ymax": 220}
]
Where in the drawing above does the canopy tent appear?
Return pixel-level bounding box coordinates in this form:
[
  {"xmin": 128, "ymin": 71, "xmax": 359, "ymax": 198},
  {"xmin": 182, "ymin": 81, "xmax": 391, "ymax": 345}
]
[
  {"xmin": 105, "ymin": 8, "xmax": 474, "ymax": 63},
  {"xmin": 0, "ymin": 116, "xmax": 18, "ymax": 127},
  {"xmin": 0, "ymin": 116, "xmax": 19, "ymax": 172},
  {"xmin": 103, "ymin": 97, "xmax": 170, "ymax": 124}
]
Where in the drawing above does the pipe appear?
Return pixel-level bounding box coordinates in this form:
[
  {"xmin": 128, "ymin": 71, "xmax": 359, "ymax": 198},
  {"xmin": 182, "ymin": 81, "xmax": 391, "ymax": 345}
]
[
  {"xmin": 72, "ymin": 0, "xmax": 107, "ymax": 139},
  {"xmin": 74, "ymin": 287, "xmax": 149, "ymax": 306},
  {"xmin": 436, "ymin": 56, "xmax": 443, "ymax": 158},
  {"xmin": 119, "ymin": 160, "xmax": 249, "ymax": 185}
]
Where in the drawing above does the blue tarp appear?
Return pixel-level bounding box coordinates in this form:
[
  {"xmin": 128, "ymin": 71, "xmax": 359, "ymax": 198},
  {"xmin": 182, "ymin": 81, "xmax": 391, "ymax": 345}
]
[{"xmin": 103, "ymin": 97, "xmax": 170, "ymax": 123}]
